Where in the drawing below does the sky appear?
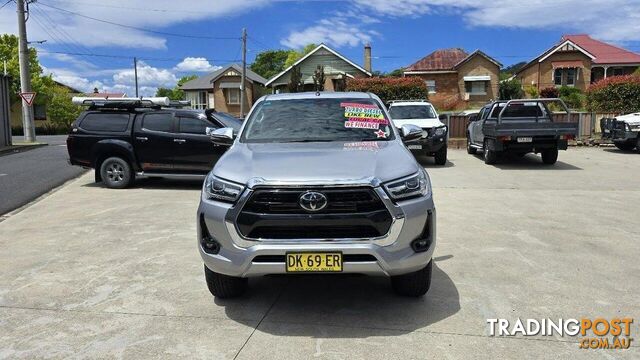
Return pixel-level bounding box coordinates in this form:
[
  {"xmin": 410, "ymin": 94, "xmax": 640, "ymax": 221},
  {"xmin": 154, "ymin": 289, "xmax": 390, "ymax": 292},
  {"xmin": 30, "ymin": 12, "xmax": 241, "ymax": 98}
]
[{"xmin": 1, "ymin": 0, "xmax": 640, "ymax": 96}]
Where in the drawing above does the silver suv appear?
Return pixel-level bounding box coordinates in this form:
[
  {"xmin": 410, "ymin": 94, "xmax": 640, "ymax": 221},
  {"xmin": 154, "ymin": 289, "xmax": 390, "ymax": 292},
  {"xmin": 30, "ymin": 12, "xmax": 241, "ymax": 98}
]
[{"xmin": 197, "ymin": 92, "xmax": 436, "ymax": 298}]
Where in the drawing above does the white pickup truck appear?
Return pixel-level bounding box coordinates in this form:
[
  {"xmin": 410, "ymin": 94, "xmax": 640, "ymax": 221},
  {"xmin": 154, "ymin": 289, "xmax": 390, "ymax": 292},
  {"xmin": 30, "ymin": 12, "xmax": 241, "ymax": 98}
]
[
  {"xmin": 602, "ymin": 113, "xmax": 640, "ymax": 153},
  {"xmin": 388, "ymin": 100, "xmax": 448, "ymax": 165}
]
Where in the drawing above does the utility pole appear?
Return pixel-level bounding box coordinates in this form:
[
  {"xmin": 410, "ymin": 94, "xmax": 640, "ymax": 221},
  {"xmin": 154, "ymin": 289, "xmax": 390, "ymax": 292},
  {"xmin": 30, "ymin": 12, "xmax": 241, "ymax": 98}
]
[
  {"xmin": 240, "ymin": 28, "xmax": 247, "ymax": 118},
  {"xmin": 17, "ymin": 0, "xmax": 35, "ymax": 142},
  {"xmin": 133, "ymin": 57, "xmax": 139, "ymax": 98}
]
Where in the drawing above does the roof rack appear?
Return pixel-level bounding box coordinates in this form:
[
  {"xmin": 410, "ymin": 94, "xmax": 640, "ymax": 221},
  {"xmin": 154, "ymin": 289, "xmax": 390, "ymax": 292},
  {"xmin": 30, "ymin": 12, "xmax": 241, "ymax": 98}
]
[
  {"xmin": 72, "ymin": 96, "xmax": 171, "ymax": 109},
  {"xmin": 387, "ymin": 99, "xmax": 429, "ymax": 104},
  {"xmin": 167, "ymin": 100, "xmax": 192, "ymax": 108}
]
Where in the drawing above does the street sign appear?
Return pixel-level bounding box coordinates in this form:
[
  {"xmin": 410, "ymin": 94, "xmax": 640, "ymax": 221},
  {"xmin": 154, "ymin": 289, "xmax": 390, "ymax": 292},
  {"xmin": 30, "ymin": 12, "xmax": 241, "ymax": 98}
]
[{"xmin": 19, "ymin": 92, "xmax": 36, "ymax": 106}]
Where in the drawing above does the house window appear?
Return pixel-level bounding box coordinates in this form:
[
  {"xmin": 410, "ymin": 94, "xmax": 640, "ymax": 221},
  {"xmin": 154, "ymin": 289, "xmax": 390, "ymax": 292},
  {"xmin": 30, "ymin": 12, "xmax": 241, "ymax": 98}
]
[
  {"xmin": 554, "ymin": 69, "xmax": 563, "ymax": 86},
  {"xmin": 566, "ymin": 68, "xmax": 576, "ymax": 86},
  {"xmin": 226, "ymin": 88, "xmax": 240, "ymax": 105},
  {"xmin": 612, "ymin": 68, "xmax": 625, "ymax": 76},
  {"xmin": 465, "ymin": 81, "xmax": 487, "ymax": 95},
  {"xmin": 186, "ymin": 91, "xmax": 208, "ymax": 109},
  {"xmin": 425, "ymin": 80, "xmax": 436, "ymax": 94},
  {"xmin": 33, "ymin": 104, "xmax": 47, "ymax": 120}
]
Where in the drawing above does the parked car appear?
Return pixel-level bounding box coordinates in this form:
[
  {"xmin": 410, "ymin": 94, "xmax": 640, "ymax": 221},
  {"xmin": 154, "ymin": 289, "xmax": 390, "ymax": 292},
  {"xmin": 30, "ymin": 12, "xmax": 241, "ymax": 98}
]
[
  {"xmin": 198, "ymin": 92, "xmax": 436, "ymax": 298},
  {"xmin": 601, "ymin": 113, "xmax": 640, "ymax": 152},
  {"xmin": 466, "ymin": 99, "xmax": 578, "ymax": 165},
  {"xmin": 388, "ymin": 100, "xmax": 448, "ymax": 165},
  {"xmin": 66, "ymin": 97, "xmax": 241, "ymax": 188}
]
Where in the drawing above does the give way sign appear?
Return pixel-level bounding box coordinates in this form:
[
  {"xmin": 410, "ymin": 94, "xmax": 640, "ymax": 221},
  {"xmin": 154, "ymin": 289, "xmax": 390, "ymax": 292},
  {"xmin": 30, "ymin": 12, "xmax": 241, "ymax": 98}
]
[{"xmin": 20, "ymin": 92, "xmax": 36, "ymax": 106}]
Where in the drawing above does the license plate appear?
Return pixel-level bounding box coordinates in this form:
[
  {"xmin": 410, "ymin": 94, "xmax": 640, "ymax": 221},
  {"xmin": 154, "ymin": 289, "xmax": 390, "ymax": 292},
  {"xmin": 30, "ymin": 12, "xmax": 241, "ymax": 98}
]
[
  {"xmin": 517, "ymin": 137, "xmax": 533, "ymax": 143},
  {"xmin": 286, "ymin": 252, "xmax": 342, "ymax": 272},
  {"xmin": 407, "ymin": 145, "xmax": 422, "ymax": 150}
]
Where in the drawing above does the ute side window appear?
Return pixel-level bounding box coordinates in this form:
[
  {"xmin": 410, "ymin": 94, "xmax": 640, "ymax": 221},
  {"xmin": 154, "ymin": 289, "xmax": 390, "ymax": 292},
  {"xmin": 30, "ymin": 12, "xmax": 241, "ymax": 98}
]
[
  {"xmin": 179, "ymin": 117, "xmax": 212, "ymax": 134},
  {"xmin": 142, "ymin": 113, "xmax": 174, "ymax": 132},
  {"xmin": 79, "ymin": 113, "xmax": 130, "ymax": 132}
]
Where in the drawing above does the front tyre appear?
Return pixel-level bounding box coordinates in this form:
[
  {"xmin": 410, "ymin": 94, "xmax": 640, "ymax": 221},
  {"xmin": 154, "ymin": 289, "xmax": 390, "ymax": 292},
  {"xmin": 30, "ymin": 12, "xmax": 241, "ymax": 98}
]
[
  {"xmin": 434, "ymin": 145, "xmax": 447, "ymax": 165},
  {"xmin": 636, "ymin": 136, "xmax": 640, "ymax": 154},
  {"xmin": 466, "ymin": 135, "xmax": 476, "ymax": 154},
  {"xmin": 204, "ymin": 265, "xmax": 247, "ymax": 299},
  {"xmin": 541, "ymin": 148, "xmax": 558, "ymax": 165},
  {"xmin": 100, "ymin": 157, "xmax": 134, "ymax": 189},
  {"xmin": 391, "ymin": 261, "xmax": 432, "ymax": 297},
  {"xmin": 614, "ymin": 141, "xmax": 636, "ymax": 151}
]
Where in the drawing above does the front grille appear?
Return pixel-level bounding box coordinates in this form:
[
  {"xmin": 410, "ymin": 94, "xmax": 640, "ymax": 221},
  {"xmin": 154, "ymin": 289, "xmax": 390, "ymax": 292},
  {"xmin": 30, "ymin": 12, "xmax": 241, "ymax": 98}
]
[{"xmin": 237, "ymin": 187, "xmax": 392, "ymax": 240}]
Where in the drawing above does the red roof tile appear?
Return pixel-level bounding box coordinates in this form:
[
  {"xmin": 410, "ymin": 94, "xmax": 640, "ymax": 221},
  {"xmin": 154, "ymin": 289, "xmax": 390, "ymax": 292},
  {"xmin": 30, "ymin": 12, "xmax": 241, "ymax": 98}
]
[
  {"xmin": 405, "ymin": 48, "xmax": 469, "ymax": 71},
  {"xmin": 562, "ymin": 34, "xmax": 640, "ymax": 64}
]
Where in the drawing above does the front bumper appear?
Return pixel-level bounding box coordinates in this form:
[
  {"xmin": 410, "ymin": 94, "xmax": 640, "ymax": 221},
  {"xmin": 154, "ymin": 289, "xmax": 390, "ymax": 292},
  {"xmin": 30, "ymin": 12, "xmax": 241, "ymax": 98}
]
[
  {"xmin": 198, "ymin": 186, "xmax": 436, "ymax": 278},
  {"xmin": 611, "ymin": 130, "xmax": 640, "ymax": 142},
  {"xmin": 405, "ymin": 134, "xmax": 447, "ymax": 153}
]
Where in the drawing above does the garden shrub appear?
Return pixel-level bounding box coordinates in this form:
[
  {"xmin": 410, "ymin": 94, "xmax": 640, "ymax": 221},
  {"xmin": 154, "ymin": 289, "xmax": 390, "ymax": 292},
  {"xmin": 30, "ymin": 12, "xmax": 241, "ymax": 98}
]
[
  {"xmin": 498, "ymin": 79, "xmax": 524, "ymax": 100},
  {"xmin": 346, "ymin": 77, "xmax": 428, "ymax": 104},
  {"xmin": 540, "ymin": 87, "xmax": 559, "ymax": 98},
  {"xmin": 586, "ymin": 75, "xmax": 640, "ymax": 113}
]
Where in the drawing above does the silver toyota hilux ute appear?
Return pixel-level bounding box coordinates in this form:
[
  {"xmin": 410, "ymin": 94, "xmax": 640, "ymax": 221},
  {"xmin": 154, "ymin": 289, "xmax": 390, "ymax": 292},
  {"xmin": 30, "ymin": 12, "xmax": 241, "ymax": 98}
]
[{"xmin": 197, "ymin": 92, "xmax": 436, "ymax": 298}]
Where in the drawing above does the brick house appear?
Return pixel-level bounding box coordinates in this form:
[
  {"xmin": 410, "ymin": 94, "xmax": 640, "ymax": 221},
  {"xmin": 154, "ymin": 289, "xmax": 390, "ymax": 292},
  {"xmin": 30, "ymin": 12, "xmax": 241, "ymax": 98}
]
[
  {"xmin": 265, "ymin": 44, "xmax": 372, "ymax": 93},
  {"xmin": 180, "ymin": 64, "xmax": 267, "ymax": 117},
  {"xmin": 403, "ymin": 48, "xmax": 501, "ymax": 106},
  {"xmin": 515, "ymin": 34, "xmax": 640, "ymax": 92}
]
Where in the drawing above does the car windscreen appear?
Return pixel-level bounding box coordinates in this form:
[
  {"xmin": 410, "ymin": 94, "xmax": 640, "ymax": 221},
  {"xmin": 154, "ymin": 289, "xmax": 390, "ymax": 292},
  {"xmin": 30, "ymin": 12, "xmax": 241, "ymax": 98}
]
[
  {"xmin": 389, "ymin": 105, "xmax": 436, "ymax": 119},
  {"xmin": 241, "ymin": 98, "xmax": 394, "ymax": 143}
]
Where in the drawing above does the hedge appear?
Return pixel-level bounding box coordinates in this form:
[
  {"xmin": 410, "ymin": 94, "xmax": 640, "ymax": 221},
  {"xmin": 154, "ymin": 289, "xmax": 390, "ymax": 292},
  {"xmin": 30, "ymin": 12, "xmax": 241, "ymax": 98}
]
[
  {"xmin": 346, "ymin": 77, "xmax": 428, "ymax": 104},
  {"xmin": 586, "ymin": 75, "xmax": 640, "ymax": 113}
]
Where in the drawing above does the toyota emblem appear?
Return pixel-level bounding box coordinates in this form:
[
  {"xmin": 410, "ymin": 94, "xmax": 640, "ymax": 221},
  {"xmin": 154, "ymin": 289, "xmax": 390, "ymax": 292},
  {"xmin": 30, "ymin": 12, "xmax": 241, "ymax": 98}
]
[{"xmin": 298, "ymin": 191, "xmax": 328, "ymax": 212}]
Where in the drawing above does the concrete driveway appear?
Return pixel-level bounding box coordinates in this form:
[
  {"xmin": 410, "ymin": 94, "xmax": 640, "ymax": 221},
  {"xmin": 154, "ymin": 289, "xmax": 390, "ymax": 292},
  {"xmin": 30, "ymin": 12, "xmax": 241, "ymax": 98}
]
[{"xmin": 0, "ymin": 148, "xmax": 638, "ymax": 359}]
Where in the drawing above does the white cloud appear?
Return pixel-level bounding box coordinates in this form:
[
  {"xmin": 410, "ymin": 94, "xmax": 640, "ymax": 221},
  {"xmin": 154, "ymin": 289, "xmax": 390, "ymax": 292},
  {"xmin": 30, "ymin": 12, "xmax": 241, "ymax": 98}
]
[
  {"xmin": 112, "ymin": 61, "xmax": 177, "ymax": 87},
  {"xmin": 174, "ymin": 57, "xmax": 221, "ymax": 72},
  {"xmin": 281, "ymin": 15, "xmax": 378, "ymax": 49},
  {"xmin": 353, "ymin": 0, "xmax": 640, "ymax": 43}
]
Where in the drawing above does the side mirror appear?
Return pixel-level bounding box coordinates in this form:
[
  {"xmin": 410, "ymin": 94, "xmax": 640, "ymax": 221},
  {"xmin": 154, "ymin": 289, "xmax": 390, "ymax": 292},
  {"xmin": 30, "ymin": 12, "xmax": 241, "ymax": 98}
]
[
  {"xmin": 209, "ymin": 127, "xmax": 235, "ymax": 146},
  {"xmin": 400, "ymin": 124, "xmax": 423, "ymax": 142}
]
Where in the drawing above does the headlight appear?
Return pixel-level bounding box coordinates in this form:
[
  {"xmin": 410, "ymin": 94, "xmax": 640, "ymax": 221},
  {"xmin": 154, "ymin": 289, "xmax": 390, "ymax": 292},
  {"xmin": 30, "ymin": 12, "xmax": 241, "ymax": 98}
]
[
  {"xmin": 434, "ymin": 126, "xmax": 447, "ymax": 136},
  {"xmin": 204, "ymin": 173, "xmax": 245, "ymax": 203},
  {"xmin": 383, "ymin": 170, "xmax": 431, "ymax": 200}
]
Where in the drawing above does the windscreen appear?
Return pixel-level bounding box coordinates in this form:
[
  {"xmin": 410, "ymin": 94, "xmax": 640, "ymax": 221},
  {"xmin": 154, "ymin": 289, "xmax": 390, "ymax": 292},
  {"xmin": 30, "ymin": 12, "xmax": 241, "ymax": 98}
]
[
  {"xmin": 389, "ymin": 105, "xmax": 436, "ymax": 119},
  {"xmin": 241, "ymin": 98, "xmax": 394, "ymax": 143}
]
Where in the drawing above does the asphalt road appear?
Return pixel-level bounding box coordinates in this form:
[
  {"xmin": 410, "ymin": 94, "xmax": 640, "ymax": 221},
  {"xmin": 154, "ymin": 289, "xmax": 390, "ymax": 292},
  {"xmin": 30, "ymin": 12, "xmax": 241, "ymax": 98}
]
[
  {"xmin": 0, "ymin": 135, "xmax": 87, "ymax": 216},
  {"xmin": 0, "ymin": 148, "xmax": 638, "ymax": 358}
]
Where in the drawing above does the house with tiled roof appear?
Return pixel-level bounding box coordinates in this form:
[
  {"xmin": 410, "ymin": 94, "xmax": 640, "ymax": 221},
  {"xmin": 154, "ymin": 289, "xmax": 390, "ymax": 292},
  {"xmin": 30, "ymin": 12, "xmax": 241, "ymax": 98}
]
[
  {"xmin": 515, "ymin": 34, "xmax": 640, "ymax": 91},
  {"xmin": 180, "ymin": 63, "xmax": 267, "ymax": 117},
  {"xmin": 403, "ymin": 48, "xmax": 501, "ymax": 106}
]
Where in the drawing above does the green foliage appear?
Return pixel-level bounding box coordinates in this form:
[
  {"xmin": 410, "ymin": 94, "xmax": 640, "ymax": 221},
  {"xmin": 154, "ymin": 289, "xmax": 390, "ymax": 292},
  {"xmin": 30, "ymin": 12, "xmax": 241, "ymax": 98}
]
[
  {"xmin": 524, "ymin": 85, "xmax": 539, "ymax": 98},
  {"xmin": 498, "ymin": 79, "xmax": 524, "ymax": 100},
  {"xmin": 557, "ymin": 86, "xmax": 584, "ymax": 109},
  {"xmin": 312, "ymin": 65, "xmax": 325, "ymax": 91},
  {"xmin": 250, "ymin": 49, "xmax": 292, "ymax": 79},
  {"xmin": 345, "ymin": 77, "xmax": 428, "ymax": 104},
  {"xmin": 46, "ymin": 86, "xmax": 82, "ymax": 127},
  {"xmin": 155, "ymin": 75, "xmax": 198, "ymax": 100},
  {"xmin": 284, "ymin": 43, "xmax": 317, "ymax": 68},
  {"xmin": 288, "ymin": 65, "xmax": 303, "ymax": 93},
  {"xmin": 586, "ymin": 75, "xmax": 640, "ymax": 113},
  {"xmin": 0, "ymin": 34, "xmax": 51, "ymax": 104},
  {"xmin": 386, "ymin": 68, "xmax": 404, "ymax": 77}
]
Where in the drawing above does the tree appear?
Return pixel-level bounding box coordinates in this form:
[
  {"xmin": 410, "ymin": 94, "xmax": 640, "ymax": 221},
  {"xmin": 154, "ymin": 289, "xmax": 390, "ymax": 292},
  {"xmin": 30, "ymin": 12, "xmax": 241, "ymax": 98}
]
[
  {"xmin": 288, "ymin": 65, "xmax": 303, "ymax": 93},
  {"xmin": 498, "ymin": 79, "xmax": 524, "ymax": 100},
  {"xmin": 284, "ymin": 43, "xmax": 317, "ymax": 68},
  {"xmin": 386, "ymin": 68, "xmax": 404, "ymax": 77},
  {"xmin": 250, "ymin": 49, "xmax": 293, "ymax": 79},
  {"xmin": 345, "ymin": 77, "xmax": 428, "ymax": 104},
  {"xmin": 47, "ymin": 85, "xmax": 82, "ymax": 127},
  {"xmin": 154, "ymin": 74, "xmax": 198, "ymax": 100},
  {"xmin": 313, "ymin": 65, "xmax": 325, "ymax": 91},
  {"xmin": 0, "ymin": 34, "xmax": 52, "ymax": 104},
  {"xmin": 500, "ymin": 61, "xmax": 527, "ymax": 80}
]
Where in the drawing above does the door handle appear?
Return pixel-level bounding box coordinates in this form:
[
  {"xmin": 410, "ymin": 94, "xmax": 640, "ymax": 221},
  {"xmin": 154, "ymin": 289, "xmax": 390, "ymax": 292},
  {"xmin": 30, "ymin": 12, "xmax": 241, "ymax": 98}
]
[
  {"xmin": 136, "ymin": 136, "xmax": 148, "ymax": 142},
  {"xmin": 173, "ymin": 138, "xmax": 187, "ymax": 144}
]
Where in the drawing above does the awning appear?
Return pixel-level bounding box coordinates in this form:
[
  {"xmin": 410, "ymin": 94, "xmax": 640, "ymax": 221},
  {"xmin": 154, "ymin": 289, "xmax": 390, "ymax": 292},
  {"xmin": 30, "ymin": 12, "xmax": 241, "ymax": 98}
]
[
  {"xmin": 463, "ymin": 75, "xmax": 491, "ymax": 81},
  {"xmin": 219, "ymin": 82, "xmax": 241, "ymax": 89},
  {"xmin": 552, "ymin": 61, "xmax": 584, "ymax": 69}
]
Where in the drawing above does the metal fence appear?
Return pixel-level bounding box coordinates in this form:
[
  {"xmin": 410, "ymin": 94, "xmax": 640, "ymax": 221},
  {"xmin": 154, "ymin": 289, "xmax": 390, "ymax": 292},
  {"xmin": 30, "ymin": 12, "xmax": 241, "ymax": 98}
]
[
  {"xmin": 0, "ymin": 75, "xmax": 11, "ymax": 148},
  {"xmin": 441, "ymin": 111, "xmax": 619, "ymax": 140}
]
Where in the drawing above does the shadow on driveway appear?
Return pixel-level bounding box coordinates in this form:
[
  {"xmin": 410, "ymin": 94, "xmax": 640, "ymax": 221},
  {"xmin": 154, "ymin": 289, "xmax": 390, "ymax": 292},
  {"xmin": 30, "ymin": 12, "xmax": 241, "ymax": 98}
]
[
  {"xmin": 82, "ymin": 177, "xmax": 204, "ymax": 191},
  {"xmin": 470, "ymin": 153, "xmax": 582, "ymax": 170},
  {"xmin": 215, "ymin": 257, "xmax": 460, "ymax": 338}
]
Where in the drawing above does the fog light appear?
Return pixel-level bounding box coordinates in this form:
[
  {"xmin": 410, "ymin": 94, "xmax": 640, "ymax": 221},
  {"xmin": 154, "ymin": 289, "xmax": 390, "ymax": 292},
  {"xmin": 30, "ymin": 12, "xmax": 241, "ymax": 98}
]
[
  {"xmin": 201, "ymin": 236, "xmax": 220, "ymax": 255},
  {"xmin": 411, "ymin": 238, "xmax": 430, "ymax": 253}
]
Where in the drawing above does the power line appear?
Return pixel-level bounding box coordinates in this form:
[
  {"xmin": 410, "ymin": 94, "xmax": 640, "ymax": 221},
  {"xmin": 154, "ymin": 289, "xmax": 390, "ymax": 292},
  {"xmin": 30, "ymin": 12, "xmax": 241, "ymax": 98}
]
[
  {"xmin": 0, "ymin": 0, "xmax": 12, "ymax": 11},
  {"xmin": 36, "ymin": 1, "xmax": 240, "ymax": 40},
  {"xmin": 34, "ymin": 49, "xmax": 240, "ymax": 63}
]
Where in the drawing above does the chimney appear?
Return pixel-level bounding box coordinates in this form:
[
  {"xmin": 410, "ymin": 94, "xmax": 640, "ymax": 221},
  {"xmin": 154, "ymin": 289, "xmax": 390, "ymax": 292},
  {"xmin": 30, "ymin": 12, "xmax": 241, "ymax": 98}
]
[
  {"xmin": 364, "ymin": 43, "xmax": 372, "ymax": 73},
  {"xmin": 93, "ymin": 87, "xmax": 99, "ymax": 94}
]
